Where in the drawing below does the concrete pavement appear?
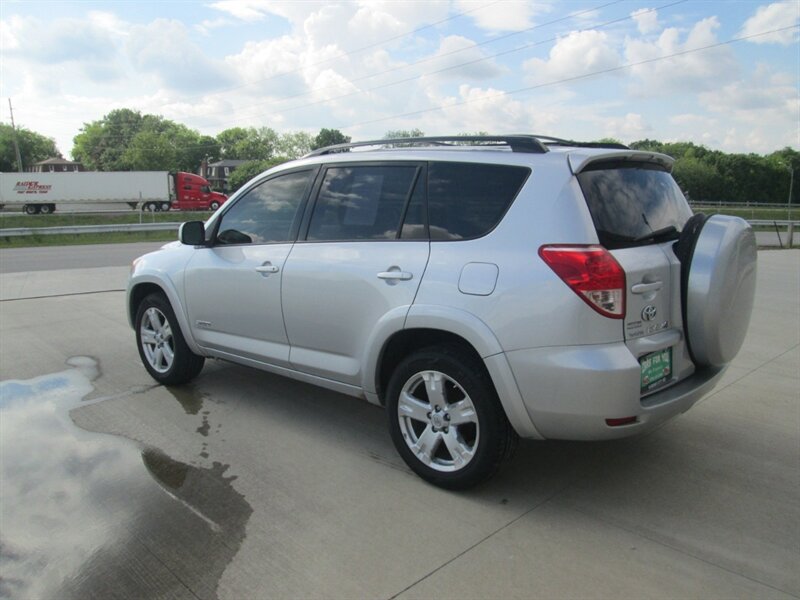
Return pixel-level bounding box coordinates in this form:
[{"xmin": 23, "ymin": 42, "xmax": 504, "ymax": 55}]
[{"xmin": 0, "ymin": 250, "xmax": 797, "ymax": 599}]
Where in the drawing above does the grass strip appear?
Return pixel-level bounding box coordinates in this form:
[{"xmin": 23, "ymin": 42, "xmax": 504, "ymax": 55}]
[
  {"xmin": 0, "ymin": 230, "xmax": 178, "ymax": 248},
  {"xmin": 0, "ymin": 211, "xmax": 210, "ymax": 229}
]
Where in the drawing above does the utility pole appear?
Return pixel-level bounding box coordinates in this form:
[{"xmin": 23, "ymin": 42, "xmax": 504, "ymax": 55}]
[{"xmin": 8, "ymin": 98, "xmax": 24, "ymax": 173}]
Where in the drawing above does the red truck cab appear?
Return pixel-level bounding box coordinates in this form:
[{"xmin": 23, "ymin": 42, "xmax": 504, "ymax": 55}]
[{"xmin": 172, "ymin": 172, "xmax": 227, "ymax": 211}]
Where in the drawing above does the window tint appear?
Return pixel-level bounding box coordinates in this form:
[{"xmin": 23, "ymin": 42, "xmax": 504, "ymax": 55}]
[
  {"xmin": 427, "ymin": 162, "xmax": 529, "ymax": 240},
  {"xmin": 216, "ymin": 170, "xmax": 311, "ymax": 245},
  {"xmin": 577, "ymin": 163, "xmax": 692, "ymax": 249},
  {"xmin": 307, "ymin": 165, "xmax": 418, "ymax": 241}
]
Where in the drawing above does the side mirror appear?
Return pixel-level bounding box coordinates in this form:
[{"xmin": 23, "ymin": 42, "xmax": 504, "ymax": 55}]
[{"xmin": 179, "ymin": 221, "xmax": 206, "ymax": 246}]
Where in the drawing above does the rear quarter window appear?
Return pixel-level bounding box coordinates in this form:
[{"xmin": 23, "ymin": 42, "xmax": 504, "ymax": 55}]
[
  {"xmin": 428, "ymin": 162, "xmax": 530, "ymax": 240},
  {"xmin": 577, "ymin": 162, "xmax": 692, "ymax": 249}
]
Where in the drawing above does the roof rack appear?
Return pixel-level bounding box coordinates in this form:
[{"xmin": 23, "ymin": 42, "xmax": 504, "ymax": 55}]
[
  {"xmin": 531, "ymin": 135, "xmax": 630, "ymax": 150},
  {"xmin": 305, "ymin": 135, "xmax": 549, "ymax": 157}
]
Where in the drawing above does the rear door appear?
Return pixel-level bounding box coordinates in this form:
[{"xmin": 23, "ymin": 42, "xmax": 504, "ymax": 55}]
[
  {"xmin": 281, "ymin": 162, "xmax": 429, "ymax": 387},
  {"xmin": 576, "ymin": 160, "xmax": 694, "ymax": 394}
]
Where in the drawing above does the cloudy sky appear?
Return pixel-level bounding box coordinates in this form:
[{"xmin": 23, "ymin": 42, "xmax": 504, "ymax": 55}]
[{"xmin": 1, "ymin": 0, "xmax": 798, "ymax": 158}]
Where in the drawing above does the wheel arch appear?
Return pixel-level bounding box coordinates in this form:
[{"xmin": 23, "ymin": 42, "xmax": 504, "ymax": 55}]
[
  {"xmin": 128, "ymin": 277, "xmax": 204, "ymax": 355},
  {"xmin": 371, "ymin": 305, "xmax": 542, "ymax": 439}
]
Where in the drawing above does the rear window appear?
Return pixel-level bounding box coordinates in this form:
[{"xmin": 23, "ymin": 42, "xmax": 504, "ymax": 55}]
[
  {"xmin": 577, "ymin": 162, "xmax": 692, "ymax": 249},
  {"xmin": 428, "ymin": 162, "xmax": 530, "ymax": 240}
]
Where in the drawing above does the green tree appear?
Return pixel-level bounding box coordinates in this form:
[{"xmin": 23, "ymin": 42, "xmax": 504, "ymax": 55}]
[
  {"xmin": 672, "ymin": 156, "xmax": 724, "ymax": 201},
  {"xmin": 216, "ymin": 127, "xmax": 279, "ymax": 160},
  {"xmin": 311, "ymin": 128, "xmax": 351, "ymax": 150},
  {"xmin": 72, "ymin": 108, "xmax": 144, "ymax": 171},
  {"xmin": 226, "ymin": 157, "xmax": 291, "ymax": 192},
  {"xmin": 0, "ymin": 123, "xmax": 60, "ymax": 171},
  {"xmin": 277, "ymin": 131, "xmax": 314, "ymax": 158},
  {"xmin": 120, "ymin": 131, "xmax": 177, "ymax": 171},
  {"xmin": 383, "ymin": 129, "xmax": 425, "ymax": 139},
  {"xmin": 71, "ymin": 108, "xmax": 214, "ymax": 172}
]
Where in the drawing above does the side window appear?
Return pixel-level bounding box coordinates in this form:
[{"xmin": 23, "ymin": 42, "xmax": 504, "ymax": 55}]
[
  {"xmin": 216, "ymin": 170, "xmax": 312, "ymax": 245},
  {"xmin": 307, "ymin": 165, "xmax": 419, "ymax": 241},
  {"xmin": 428, "ymin": 162, "xmax": 530, "ymax": 240}
]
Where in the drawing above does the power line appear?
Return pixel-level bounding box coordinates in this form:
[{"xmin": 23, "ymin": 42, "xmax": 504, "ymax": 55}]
[
  {"xmin": 216, "ymin": 0, "xmax": 674, "ymax": 126},
  {"xmin": 178, "ymin": 0, "xmax": 506, "ymax": 103},
  {"xmin": 79, "ymin": 23, "xmax": 800, "ymax": 154},
  {"xmin": 63, "ymin": 0, "xmax": 651, "ymax": 136},
  {"xmin": 190, "ymin": 0, "xmax": 633, "ymax": 125},
  {"xmin": 342, "ymin": 24, "xmax": 800, "ymax": 130}
]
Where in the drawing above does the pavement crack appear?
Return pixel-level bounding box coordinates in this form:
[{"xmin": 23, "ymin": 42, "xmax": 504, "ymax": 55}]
[
  {"xmin": 386, "ymin": 480, "xmax": 574, "ymax": 600},
  {"xmin": 0, "ymin": 288, "xmax": 125, "ymax": 302},
  {"xmin": 561, "ymin": 503, "xmax": 800, "ymax": 598}
]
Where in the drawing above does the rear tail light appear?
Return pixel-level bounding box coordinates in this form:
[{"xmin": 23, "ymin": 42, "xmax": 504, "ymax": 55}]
[{"xmin": 539, "ymin": 245, "xmax": 626, "ymax": 319}]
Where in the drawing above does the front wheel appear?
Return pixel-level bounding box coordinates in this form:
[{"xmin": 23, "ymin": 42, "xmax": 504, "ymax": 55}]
[
  {"xmin": 209, "ymin": 201, "xmax": 220, "ymax": 211},
  {"xmin": 135, "ymin": 293, "xmax": 205, "ymax": 385},
  {"xmin": 386, "ymin": 345, "xmax": 517, "ymax": 489}
]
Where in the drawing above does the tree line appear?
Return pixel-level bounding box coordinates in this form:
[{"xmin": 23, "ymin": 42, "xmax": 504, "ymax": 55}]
[{"xmin": 1, "ymin": 110, "xmax": 796, "ymax": 203}]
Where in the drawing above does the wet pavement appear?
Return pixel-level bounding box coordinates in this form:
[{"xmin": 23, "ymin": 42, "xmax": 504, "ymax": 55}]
[{"xmin": 0, "ymin": 250, "xmax": 798, "ymax": 599}]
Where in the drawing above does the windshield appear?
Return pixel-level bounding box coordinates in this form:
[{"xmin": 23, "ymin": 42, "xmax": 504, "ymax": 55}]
[{"xmin": 577, "ymin": 162, "xmax": 692, "ymax": 249}]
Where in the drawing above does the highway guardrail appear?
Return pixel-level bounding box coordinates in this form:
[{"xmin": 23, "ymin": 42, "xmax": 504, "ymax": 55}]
[{"xmin": 0, "ymin": 222, "xmax": 182, "ymax": 237}]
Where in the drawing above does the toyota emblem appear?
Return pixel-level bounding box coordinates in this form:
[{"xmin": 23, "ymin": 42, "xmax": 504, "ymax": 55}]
[{"xmin": 642, "ymin": 305, "xmax": 658, "ymax": 321}]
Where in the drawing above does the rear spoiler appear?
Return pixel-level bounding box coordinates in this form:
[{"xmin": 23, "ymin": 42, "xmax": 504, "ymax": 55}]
[{"xmin": 568, "ymin": 151, "xmax": 674, "ymax": 174}]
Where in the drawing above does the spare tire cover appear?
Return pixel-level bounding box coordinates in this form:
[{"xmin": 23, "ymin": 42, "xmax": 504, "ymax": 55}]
[{"xmin": 683, "ymin": 214, "xmax": 757, "ymax": 367}]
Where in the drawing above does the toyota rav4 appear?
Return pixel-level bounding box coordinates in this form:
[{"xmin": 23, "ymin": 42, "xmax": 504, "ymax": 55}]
[{"xmin": 127, "ymin": 135, "xmax": 757, "ymax": 489}]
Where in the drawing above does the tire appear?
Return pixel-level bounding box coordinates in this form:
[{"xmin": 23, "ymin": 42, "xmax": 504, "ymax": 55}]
[
  {"xmin": 386, "ymin": 344, "xmax": 517, "ymax": 489},
  {"xmin": 160, "ymin": 202, "xmax": 171, "ymax": 212},
  {"xmin": 24, "ymin": 204, "xmax": 39, "ymax": 215},
  {"xmin": 674, "ymin": 214, "xmax": 757, "ymax": 367},
  {"xmin": 143, "ymin": 202, "xmax": 159, "ymax": 212},
  {"xmin": 209, "ymin": 201, "xmax": 220, "ymax": 211},
  {"xmin": 135, "ymin": 293, "xmax": 205, "ymax": 385},
  {"xmin": 39, "ymin": 204, "xmax": 54, "ymax": 215}
]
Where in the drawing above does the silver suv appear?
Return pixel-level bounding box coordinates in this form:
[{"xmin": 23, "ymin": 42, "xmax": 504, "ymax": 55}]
[{"xmin": 128, "ymin": 135, "xmax": 757, "ymax": 489}]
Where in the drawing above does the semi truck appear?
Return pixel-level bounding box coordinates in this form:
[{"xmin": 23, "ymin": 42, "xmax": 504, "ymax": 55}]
[{"xmin": 0, "ymin": 171, "xmax": 228, "ymax": 214}]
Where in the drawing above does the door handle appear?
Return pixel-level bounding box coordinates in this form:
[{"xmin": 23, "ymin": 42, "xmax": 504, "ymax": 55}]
[
  {"xmin": 377, "ymin": 270, "xmax": 413, "ymax": 281},
  {"xmin": 631, "ymin": 281, "xmax": 662, "ymax": 294},
  {"xmin": 255, "ymin": 263, "xmax": 279, "ymax": 275}
]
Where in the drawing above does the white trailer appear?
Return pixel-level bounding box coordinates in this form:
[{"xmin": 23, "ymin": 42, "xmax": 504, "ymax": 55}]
[{"xmin": 0, "ymin": 171, "xmax": 174, "ymax": 214}]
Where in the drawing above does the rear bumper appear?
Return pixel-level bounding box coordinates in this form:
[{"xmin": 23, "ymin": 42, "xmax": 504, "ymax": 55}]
[{"xmin": 505, "ymin": 343, "xmax": 726, "ymax": 440}]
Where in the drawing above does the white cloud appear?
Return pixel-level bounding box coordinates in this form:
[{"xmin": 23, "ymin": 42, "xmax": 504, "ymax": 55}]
[
  {"xmin": 602, "ymin": 112, "xmax": 652, "ymax": 140},
  {"xmin": 207, "ymin": 0, "xmax": 282, "ymax": 22},
  {"xmin": 127, "ymin": 19, "xmax": 236, "ymax": 93},
  {"xmin": 524, "ymin": 30, "xmax": 621, "ymax": 82},
  {"xmin": 740, "ymin": 2, "xmax": 800, "ymax": 45},
  {"xmin": 625, "ymin": 17, "xmax": 738, "ymax": 94},
  {"xmin": 456, "ymin": 0, "xmax": 546, "ymax": 32},
  {"xmin": 631, "ymin": 8, "xmax": 660, "ymax": 35},
  {"xmin": 424, "ymin": 35, "xmax": 505, "ymax": 81},
  {"xmin": 1, "ymin": 14, "xmax": 121, "ymax": 67},
  {"xmin": 195, "ymin": 17, "xmax": 232, "ymax": 35}
]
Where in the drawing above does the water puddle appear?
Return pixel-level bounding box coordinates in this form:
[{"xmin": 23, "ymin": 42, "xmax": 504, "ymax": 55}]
[{"xmin": 0, "ymin": 358, "xmax": 252, "ymax": 599}]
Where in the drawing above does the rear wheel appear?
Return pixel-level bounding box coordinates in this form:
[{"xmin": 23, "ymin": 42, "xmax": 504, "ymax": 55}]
[
  {"xmin": 24, "ymin": 204, "xmax": 39, "ymax": 215},
  {"xmin": 39, "ymin": 204, "xmax": 54, "ymax": 215},
  {"xmin": 160, "ymin": 202, "xmax": 171, "ymax": 212},
  {"xmin": 135, "ymin": 293, "xmax": 204, "ymax": 385},
  {"xmin": 386, "ymin": 345, "xmax": 517, "ymax": 489}
]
